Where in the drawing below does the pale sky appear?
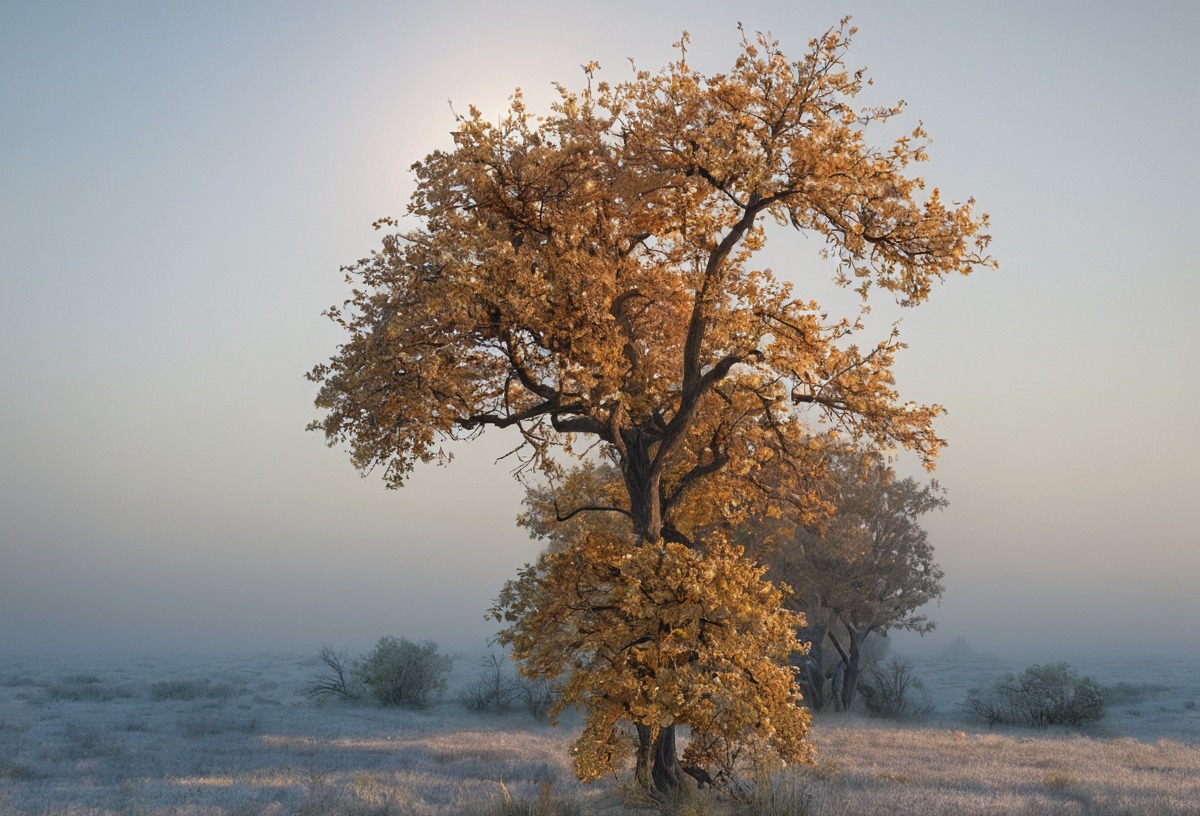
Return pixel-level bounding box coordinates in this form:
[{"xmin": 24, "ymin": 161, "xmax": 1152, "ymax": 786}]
[{"xmin": 2, "ymin": 1, "xmax": 1197, "ymax": 661}]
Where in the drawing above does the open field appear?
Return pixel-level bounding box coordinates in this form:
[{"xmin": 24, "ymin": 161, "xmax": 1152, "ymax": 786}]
[{"xmin": 1, "ymin": 650, "xmax": 1197, "ymax": 815}]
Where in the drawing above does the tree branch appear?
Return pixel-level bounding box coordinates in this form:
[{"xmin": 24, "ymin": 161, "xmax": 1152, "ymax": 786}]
[{"xmin": 553, "ymin": 501, "xmax": 634, "ymax": 523}]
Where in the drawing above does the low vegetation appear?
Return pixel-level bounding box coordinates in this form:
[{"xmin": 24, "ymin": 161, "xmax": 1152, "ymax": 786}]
[
  {"xmin": 964, "ymin": 661, "xmax": 1108, "ymax": 727},
  {"xmin": 858, "ymin": 658, "xmax": 934, "ymax": 719},
  {"xmin": 2, "ymin": 650, "xmax": 1198, "ymax": 814},
  {"xmin": 303, "ymin": 644, "xmax": 360, "ymax": 704},
  {"xmin": 150, "ymin": 677, "xmax": 234, "ymax": 701},
  {"xmin": 354, "ymin": 636, "xmax": 453, "ymax": 708},
  {"xmin": 458, "ymin": 654, "xmax": 558, "ymax": 719}
]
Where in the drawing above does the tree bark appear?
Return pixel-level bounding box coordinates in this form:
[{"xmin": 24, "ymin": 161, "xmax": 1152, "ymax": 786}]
[
  {"xmin": 652, "ymin": 725, "xmax": 684, "ymax": 790},
  {"xmin": 795, "ymin": 621, "xmax": 829, "ymax": 710},
  {"xmin": 634, "ymin": 724, "xmax": 654, "ymax": 790},
  {"xmin": 622, "ymin": 435, "xmax": 686, "ymax": 791},
  {"xmin": 837, "ymin": 628, "xmax": 863, "ymax": 712},
  {"xmin": 634, "ymin": 724, "xmax": 685, "ymax": 792}
]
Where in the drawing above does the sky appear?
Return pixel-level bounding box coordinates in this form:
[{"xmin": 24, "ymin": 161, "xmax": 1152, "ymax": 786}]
[{"xmin": 2, "ymin": 1, "xmax": 1197, "ymax": 661}]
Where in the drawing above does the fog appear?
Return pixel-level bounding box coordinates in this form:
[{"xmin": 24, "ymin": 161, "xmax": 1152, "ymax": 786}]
[{"xmin": 2, "ymin": 1, "xmax": 1198, "ymax": 663}]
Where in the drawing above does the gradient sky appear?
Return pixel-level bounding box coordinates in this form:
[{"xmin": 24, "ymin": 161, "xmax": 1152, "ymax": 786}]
[{"xmin": 2, "ymin": 1, "xmax": 1197, "ymax": 660}]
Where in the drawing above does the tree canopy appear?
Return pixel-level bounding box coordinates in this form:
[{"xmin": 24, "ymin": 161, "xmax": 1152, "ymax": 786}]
[
  {"xmin": 758, "ymin": 451, "xmax": 947, "ymax": 710},
  {"xmin": 309, "ymin": 21, "xmax": 992, "ymax": 790},
  {"xmin": 493, "ymin": 521, "xmax": 812, "ymax": 789}
]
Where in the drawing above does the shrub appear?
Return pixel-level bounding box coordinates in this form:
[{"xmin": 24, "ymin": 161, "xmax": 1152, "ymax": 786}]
[
  {"xmin": 43, "ymin": 677, "xmax": 131, "ymax": 703},
  {"xmin": 858, "ymin": 658, "xmax": 933, "ymax": 718},
  {"xmin": 149, "ymin": 678, "xmax": 233, "ymax": 702},
  {"xmin": 457, "ymin": 653, "xmax": 560, "ymax": 719},
  {"xmin": 1103, "ymin": 680, "xmax": 1168, "ymax": 706},
  {"xmin": 460, "ymin": 654, "xmax": 518, "ymax": 714},
  {"xmin": 514, "ymin": 674, "xmax": 558, "ymax": 719},
  {"xmin": 355, "ymin": 637, "xmax": 451, "ymax": 707},
  {"xmin": 964, "ymin": 661, "xmax": 1107, "ymax": 727},
  {"xmin": 305, "ymin": 645, "xmax": 361, "ymax": 704}
]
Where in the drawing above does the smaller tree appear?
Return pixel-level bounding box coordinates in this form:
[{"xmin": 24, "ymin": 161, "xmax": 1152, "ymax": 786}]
[
  {"xmin": 492, "ymin": 527, "xmax": 813, "ymax": 789},
  {"xmin": 304, "ymin": 645, "xmax": 360, "ymax": 704},
  {"xmin": 762, "ymin": 451, "xmax": 946, "ymax": 711},
  {"xmin": 859, "ymin": 657, "xmax": 934, "ymax": 718}
]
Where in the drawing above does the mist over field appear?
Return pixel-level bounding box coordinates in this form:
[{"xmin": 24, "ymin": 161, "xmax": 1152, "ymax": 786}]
[
  {"xmin": 2, "ymin": 1, "xmax": 1198, "ymax": 673},
  {"xmin": 2, "ymin": 5, "xmax": 1199, "ymax": 815}
]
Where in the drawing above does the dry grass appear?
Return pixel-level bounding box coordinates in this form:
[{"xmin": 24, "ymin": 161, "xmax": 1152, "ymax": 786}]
[
  {"xmin": 0, "ymin": 651, "xmax": 1198, "ymax": 815},
  {"xmin": 797, "ymin": 716, "xmax": 1200, "ymax": 815}
]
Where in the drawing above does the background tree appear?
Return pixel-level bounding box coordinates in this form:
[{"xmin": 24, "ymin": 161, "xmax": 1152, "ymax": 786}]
[
  {"xmin": 761, "ymin": 450, "xmax": 946, "ymax": 711},
  {"xmin": 309, "ymin": 22, "xmax": 991, "ymax": 789}
]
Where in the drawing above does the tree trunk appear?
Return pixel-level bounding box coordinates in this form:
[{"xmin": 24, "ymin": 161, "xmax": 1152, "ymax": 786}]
[
  {"xmin": 796, "ymin": 621, "xmax": 829, "ymax": 710},
  {"xmin": 633, "ymin": 724, "xmax": 685, "ymax": 792},
  {"xmin": 652, "ymin": 725, "xmax": 684, "ymax": 790},
  {"xmin": 623, "ymin": 444, "xmax": 663, "ymax": 545},
  {"xmin": 623, "ymin": 444, "xmax": 684, "ymax": 791},
  {"xmin": 635, "ymin": 724, "xmax": 654, "ymax": 790},
  {"xmin": 838, "ymin": 628, "xmax": 863, "ymax": 712}
]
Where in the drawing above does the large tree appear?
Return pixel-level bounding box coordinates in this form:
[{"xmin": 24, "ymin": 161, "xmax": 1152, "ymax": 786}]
[
  {"xmin": 761, "ymin": 451, "xmax": 947, "ymax": 711},
  {"xmin": 309, "ymin": 22, "xmax": 992, "ymax": 790}
]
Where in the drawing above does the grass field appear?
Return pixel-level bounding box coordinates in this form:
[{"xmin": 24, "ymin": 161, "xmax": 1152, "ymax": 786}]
[{"xmin": 1, "ymin": 650, "xmax": 1197, "ymax": 815}]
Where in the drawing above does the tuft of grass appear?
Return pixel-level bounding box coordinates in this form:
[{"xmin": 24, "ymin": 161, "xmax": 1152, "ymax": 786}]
[
  {"xmin": 1043, "ymin": 770, "xmax": 1080, "ymax": 789},
  {"xmin": 0, "ymin": 757, "xmax": 44, "ymax": 780},
  {"xmin": 151, "ymin": 678, "xmax": 234, "ymax": 701},
  {"xmin": 740, "ymin": 774, "xmax": 817, "ymax": 816},
  {"xmin": 176, "ymin": 713, "xmax": 258, "ymax": 737},
  {"xmin": 42, "ymin": 674, "xmax": 135, "ymax": 703},
  {"xmin": 471, "ymin": 778, "xmax": 587, "ymax": 816},
  {"xmin": 51, "ymin": 723, "xmax": 130, "ymax": 761},
  {"xmin": 1105, "ymin": 681, "xmax": 1170, "ymax": 706}
]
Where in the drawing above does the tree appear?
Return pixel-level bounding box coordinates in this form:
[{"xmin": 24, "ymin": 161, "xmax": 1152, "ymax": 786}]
[
  {"xmin": 762, "ymin": 451, "xmax": 946, "ymax": 711},
  {"xmin": 492, "ymin": 517, "xmax": 813, "ymax": 790},
  {"xmin": 308, "ymin": 21, "xmax": 992, "ymax": 790}
]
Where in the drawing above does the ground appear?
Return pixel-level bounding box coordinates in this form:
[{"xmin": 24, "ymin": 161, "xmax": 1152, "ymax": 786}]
[{"xmin": 1, "ymin": 649, "xmax": 1197, "ymax": 815}]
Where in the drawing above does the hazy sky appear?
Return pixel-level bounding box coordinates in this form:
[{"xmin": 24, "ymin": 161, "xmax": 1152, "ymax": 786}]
[{"xmin": 2, "ymin": 1, "xmax": 1197, "ymax": 661}]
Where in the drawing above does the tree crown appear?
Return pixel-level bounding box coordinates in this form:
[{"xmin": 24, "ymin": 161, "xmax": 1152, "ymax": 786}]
[{"xmin": 308, "ymin": 20, "xmax": 992, "ymax": 540}]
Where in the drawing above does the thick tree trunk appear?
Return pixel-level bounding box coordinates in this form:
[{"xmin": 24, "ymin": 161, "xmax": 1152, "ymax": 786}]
[
  {"xmin": 634, "ymin": 724, "xmax": 685, "ymax": 792},
  {"xmin": 623, "ymin": 446, "xmax": 663, "ymax": 544},
  {"xmin": 634, "ymin": 724, "xmax": 654, "ymax": 790},
  {"xmin": 628, "ymin": 724, "xmax": 686, "ymax": 792},
  {"xmin": 652, "ymin": 725, "xmax": 684, "ymax": 790}
]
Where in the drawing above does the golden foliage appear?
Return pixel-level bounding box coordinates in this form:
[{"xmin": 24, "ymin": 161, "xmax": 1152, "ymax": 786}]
[
  {"xmin": 308, "ymin": 21, "xmax": 993, "ymax": 515},
  {"xmin": 309, "ymin": 19, "xmax": 992, "ymax": 790},
  {"xmin": 492, "ymin": 528, "xmax": 813, "ymax": 782}
]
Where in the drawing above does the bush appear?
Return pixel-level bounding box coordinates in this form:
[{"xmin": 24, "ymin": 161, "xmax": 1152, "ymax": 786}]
[
  {"xmin": 859, "ymin": 658, "xmax": 933, "ymax": 718},
  {"xmin": 355, "ymin": 637, "xmax": 451, "ymax": 707},
  {"xmin": 1103, "ymin": 680, "xmax": 1168, "ymax": 706},
  {"xmin": 459, "ymin": 654, "xmax": 560, "ymax": 719},
  {"xmin": 460, "ymin": 654, "xmax": 518, "ymax": 714},
  {"xmin": 513, "ymin": 674, "xmax": 558, "ymax": 719},
  {"xmin": 43, "ymin": 674, "xmax": 136, "ymax": 703},
  {"xmin": 305, "ymin": 645, "xmax": 361, "ymax": 704},
  {"xmin": 150, "ymin": 678, "xmax": 233, "ymax": 702},
  {"xmin": 964, "ymin": 661, "xmax": 1107, "ymax": 727}
]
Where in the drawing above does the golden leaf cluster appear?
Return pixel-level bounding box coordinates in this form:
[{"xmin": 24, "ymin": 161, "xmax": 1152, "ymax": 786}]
[
  {"xmin": 308, "ymin": 20, "xmax": 993, "ymax": 502},
  {"xmin": 492, "ymin": 528, "xmax": 813, "ymax": 782}
]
